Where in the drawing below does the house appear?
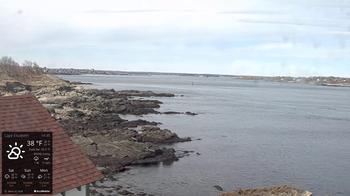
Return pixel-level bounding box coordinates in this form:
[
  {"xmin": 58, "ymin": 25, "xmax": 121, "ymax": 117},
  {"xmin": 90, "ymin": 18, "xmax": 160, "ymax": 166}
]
[{"xmin": 0, "ymin": 94, "xmax": 104, "ymax": 195}]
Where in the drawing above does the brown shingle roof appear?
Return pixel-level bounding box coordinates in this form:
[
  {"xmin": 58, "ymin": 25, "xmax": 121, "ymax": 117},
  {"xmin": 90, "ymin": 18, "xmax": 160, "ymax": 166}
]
[{"xmin": 0, "ymin": 94, "xmax": 104, "ymax": 194}]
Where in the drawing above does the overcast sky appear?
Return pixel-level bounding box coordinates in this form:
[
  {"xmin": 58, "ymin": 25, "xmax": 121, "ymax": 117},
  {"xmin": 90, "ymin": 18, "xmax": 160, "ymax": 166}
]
[{"xmin": 0, "ymin": 0, "xmax": 350, "ymax": 76}]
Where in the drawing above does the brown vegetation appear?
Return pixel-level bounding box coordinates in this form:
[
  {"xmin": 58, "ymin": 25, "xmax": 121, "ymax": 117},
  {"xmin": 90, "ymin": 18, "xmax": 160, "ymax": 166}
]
[
  {"xmin": 0, "ymin": 56, "xmax": 43, "ymax": 83},
  {"xmin": 0, "ymin": 56, "xmax": 66, "ymax": 87}
]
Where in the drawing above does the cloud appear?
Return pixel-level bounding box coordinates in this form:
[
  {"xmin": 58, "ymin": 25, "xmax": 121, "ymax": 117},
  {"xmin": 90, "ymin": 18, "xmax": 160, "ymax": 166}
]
[
  {"xmin": 236, "ymin": 19, "xmax": 344, "ymax": 29},
  {"xmin": 229, "ymin": 60, "xmax": 325, "ymax": 77},
  {"xmin": 0, "ymin": 0, "xmax": 349, "ymax": 76},
  {"xmin": 217, "ymin": 10, "xmax": 283, "ymax": 15},
  {"xmin": 328, "ymin": 31, "xmax": 350, "ymax": 36},
  {"xmin": 83, "ymin": 9, "xmax": 195, "ymax": 14},
  {"xmin": 253, "ymin": 43, "xmax": 295, "ymax": 50}
]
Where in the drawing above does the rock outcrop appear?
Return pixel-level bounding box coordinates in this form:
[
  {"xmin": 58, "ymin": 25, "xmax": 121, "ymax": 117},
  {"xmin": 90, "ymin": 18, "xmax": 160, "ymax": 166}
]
[
  {"xmin": 221, "ymin": 185, "xmax": 312, "ymax": 196},
  {"xmin": 1, "ymin": 82, "xmax": 193, "ymax": 173},
  {"xmin": 29, "ymin": 85, "xmax": 192, "ymax": 173}
]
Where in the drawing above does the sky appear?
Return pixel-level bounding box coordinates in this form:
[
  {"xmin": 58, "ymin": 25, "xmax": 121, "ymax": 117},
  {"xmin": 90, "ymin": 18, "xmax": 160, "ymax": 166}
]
[{"xmin": 0, "ymin": 0, "xmax": 350, "ymax": 76}]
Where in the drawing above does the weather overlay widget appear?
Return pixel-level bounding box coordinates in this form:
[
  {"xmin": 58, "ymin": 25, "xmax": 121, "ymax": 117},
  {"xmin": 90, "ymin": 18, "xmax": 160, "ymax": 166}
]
[{"xmin": 2, "ymin": 132, "xmax": 52, "ymax": 194}]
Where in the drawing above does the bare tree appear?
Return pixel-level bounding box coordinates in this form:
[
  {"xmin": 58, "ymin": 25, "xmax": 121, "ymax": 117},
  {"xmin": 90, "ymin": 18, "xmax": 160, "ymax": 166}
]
[{"xmin": 0, "ymin": 56, "xmax": 43, "ymax": 82}]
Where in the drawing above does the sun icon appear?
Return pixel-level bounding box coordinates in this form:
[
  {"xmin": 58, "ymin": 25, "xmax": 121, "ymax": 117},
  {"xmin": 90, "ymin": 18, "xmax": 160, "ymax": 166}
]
[{"xmin": 7, "ymin": 142, "xmax": 25, "ymax": 160}]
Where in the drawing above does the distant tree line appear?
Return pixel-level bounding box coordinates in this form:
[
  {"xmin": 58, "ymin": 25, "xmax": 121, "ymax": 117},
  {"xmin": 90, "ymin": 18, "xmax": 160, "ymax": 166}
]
[{"xmin": 0, "ymin": 56, "xmax": 43, "ymax": 82}]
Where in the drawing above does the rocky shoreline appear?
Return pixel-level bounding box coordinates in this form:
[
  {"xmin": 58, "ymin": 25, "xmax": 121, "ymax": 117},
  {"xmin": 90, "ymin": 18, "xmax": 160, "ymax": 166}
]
[
  {"xmin": 0, "ymin": 79, "xmax": 313, "ymax": 196},
  {"xmin": 0, "ymin": 58, "xmax": 314, "ymax": 196},
  {"xmin": 0, "ymin": 81, "xmax": 193, "ymax": 195}
]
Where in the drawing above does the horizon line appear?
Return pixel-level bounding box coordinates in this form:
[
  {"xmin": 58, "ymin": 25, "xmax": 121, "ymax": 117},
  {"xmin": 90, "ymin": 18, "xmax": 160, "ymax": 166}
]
[{"xmin": 46, "ymin": 67, "xmax": 350, "ymax": 78}]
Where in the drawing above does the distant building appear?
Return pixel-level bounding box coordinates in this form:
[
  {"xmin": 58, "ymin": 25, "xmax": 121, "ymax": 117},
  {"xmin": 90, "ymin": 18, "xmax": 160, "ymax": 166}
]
[{"xmin": 0, "ymin": 94, "xmax": 103, "ymax": 195}]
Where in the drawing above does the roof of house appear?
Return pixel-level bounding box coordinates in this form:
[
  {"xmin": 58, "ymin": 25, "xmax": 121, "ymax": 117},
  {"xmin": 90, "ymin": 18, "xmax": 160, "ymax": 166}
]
[{"xmin": 0, "ymin": 94, "xmax": 103, "ymax": 194}]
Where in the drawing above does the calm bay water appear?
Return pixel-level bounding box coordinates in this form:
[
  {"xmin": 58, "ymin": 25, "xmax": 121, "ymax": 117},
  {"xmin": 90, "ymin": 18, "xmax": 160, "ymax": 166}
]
[{"xmin": 61, "ymin": 74, "xmax": 350, "ymax": 196}]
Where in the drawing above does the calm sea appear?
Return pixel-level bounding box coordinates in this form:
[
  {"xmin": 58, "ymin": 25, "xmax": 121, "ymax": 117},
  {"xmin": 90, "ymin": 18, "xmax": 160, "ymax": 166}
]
[{"xmin": 60, "ymin": 74, "xmax": 350, "ymax": 196}]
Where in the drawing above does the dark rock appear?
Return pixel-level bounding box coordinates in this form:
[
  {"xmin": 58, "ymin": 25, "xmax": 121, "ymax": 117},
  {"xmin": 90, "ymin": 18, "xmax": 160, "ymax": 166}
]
[
  {"xmin": 57, "ymin": 85, "xmax": 74, "ymax": 92},
  {"xmin": 117, "ymin": 90, "xmax": 175, "ymax": 97},
  {"xmin": 90, "ymin": 189, "xmax": 98, "ymax": 194},
  {"xmin": 110, "ymin": 129, "xmax": 138, "ymax": 141},
  {"xmin": 136, "ymin": 126, "xmax": 191, "ymax": 144},
  {"xmin": 115, "ymin": 185, "xmax": 123, "ymax": 191},
  {"xmin": 132, "ymin": 148, "xmax": 178, "ymax": 165},
  {"xmin": 67, "ymin": 109, "xmax": 85, "ymax": 118},
  {"xmin": 106, "ymin": 189, "xmax": 113, "ymax": 193},
  {"xmin": 120, "ymin": 120, "xmax": 159, "ymax": 128},
  {"xmin": 59, "ymin": 113, "xmax": 126, "ymax": 135},
  {"xmin": 34, "ymin": 85, "xmax": 192, "ymax": 175},
  {"xmin": 0, "ymin": 85, "xmax": 6, "ymax": 94},
  {"xmin": 176, "ymin": 150, "xmax": 194, "ymax": 158},
  {"xmin": 70, "ymin": 81, "xmax": 93, "ymax": 85},
  {"xmin": 185, "ymin": 111, "xmax": 198, "ymax": 116},
  {"xmin": 45, "ymin": 106, "xmax": 56, "ymax": 114},
  {"xmin": 66, "ymin": 91, "xmax": 162, "ymax": 115},
  {"xmin": 163, "ymin": 111, "xmax": 182, "ymax": 115},
  {"xmin": 5, "ymin": 82, "xmax": 31, "ymax": 93},
  {"xmin": 118, "ymin": 189, "xmax": 134, "ymax": 195},
  {"xmin": 214, "ymin": 185, "xmax": 224, "ymax": 191},
  {"xmin": 101, "ymin": 167, "xmax": 114, "ymax": 176}
]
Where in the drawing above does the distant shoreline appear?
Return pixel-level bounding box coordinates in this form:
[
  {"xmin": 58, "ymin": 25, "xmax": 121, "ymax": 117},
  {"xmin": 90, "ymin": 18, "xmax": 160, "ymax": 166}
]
[
  {"xmin": 45, "ymin": 67, "xmax": 350, "ymax": 78},
  {"xmin": 47, "ymin": 68, "xmax": 350, "ymax": 88}
]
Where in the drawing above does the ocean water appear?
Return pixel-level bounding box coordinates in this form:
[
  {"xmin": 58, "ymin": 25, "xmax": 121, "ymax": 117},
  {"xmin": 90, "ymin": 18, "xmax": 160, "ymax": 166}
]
[{"xmin": 60, "ymin": 74, "xmax": 350, "ymax": 196}]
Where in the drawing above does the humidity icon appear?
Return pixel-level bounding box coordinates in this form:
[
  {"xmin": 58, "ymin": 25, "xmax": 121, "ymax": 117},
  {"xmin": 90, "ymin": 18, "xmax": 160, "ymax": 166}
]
[{"xmin": 7, "ymin": 142, "xmax": 25, "ymax": 160}]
